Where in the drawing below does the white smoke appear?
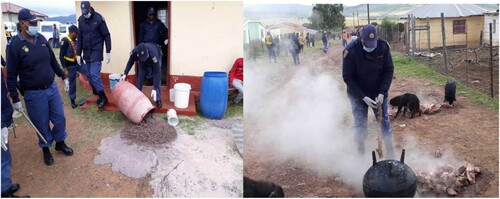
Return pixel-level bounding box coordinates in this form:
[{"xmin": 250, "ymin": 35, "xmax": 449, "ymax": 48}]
[{"xmin": 245, "ymin": 57, "xmax": 464, "ymax": 194}]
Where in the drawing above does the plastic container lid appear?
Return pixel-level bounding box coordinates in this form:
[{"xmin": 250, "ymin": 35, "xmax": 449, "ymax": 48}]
[{"xmin": 174, "ymin": 83, "xmax": 191, "ymax": 91}]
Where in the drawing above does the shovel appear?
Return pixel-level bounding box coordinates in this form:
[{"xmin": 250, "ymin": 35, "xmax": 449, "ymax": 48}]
[
  {"xmin": 375, "ymin": 102, "xmax": 384, "ymax": 159},
  {"xmin": 20, "ymin": 110, "xmax": 48, "ymax": 144}
]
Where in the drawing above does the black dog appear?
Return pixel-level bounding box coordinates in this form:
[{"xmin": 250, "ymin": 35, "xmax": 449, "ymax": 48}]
[
  {"xmin": 389, "ymin": 93, "xmax": 422, "ymax": 119},
  {"xmin": 244, "ymin": 176, "xmax": 284, "ymax": 198},
  {"xmin": 444, "ymin": 80, "xmax": 457, "ymax": 105}
]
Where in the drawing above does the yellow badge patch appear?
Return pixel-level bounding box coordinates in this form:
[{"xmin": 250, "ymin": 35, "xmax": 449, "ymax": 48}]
[
  {"xmin": 369, "ymin": 33, "xmax": 375, "ymax": 39},
  {"xmin": 343, "ymin": 49, "xmax": 349, "ymax": 59},
  {"xmin": 22, "ymin": 46, "xmax": 29, "ymax": 53}
]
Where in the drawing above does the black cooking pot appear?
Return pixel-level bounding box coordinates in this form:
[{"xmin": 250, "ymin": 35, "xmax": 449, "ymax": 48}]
[{"xmin": 363, "ymin": 149, "xmax": 417, "ymax": 197}]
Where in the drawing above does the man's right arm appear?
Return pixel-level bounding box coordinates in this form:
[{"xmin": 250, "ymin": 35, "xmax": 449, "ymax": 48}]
[
  {"xmin": 123, "ymin": 53, "xmax": 136, "ymax": 75},
  {"xmin": 342, "ymin": 49, "xmax": 365, "ymax": 99}
]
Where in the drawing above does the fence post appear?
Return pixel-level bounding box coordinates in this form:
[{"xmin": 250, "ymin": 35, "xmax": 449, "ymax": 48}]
[
  {"xmin": 427, "ymin": 17, "xmax": 431, "ymax": 54},
  {"xmin": 412, "ymin": 15, "xmax": 416, "ymax": 59},
  {"xmin": 441, "ymin": 12, "xmax": 449, "ymax": 75},
  {"xmin": 406, "ymin": 14, "xmax": 410, "ymax": 55},
  {"xmin": 489, "ymin": 23, "xmax": 494, "ymax": 98}
]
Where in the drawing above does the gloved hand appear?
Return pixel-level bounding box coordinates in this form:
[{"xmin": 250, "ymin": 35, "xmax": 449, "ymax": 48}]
[
  {"xmin": 151, "ymin": 90, "xmax": 157, "ymax": 101},
  {"xmin": 106, "ymin": 53, "xmax": 111, "ymax": 64},
  {"xmin": 77, "ymin": 56, "xmax": 82, "ymax": 65},
  {"xmin": 119, "ymin": 74, "xmax": 126, "ymax": 81},
  {"xmin": 12, "ymin": 102, "xmax": 23, "ymax": 112},
  {"xmin": 1, "ymin": 128, "xmax": 7, "ymax": 151},
  {"xmin": 375, "ymin": 94, "xmax": 384, "ymax": 104},
  {"xmin": 164, "ymin": 39, "xmax": 168, "ymax": 45},
  {"xmin": 1, "ymin": 127, "xmax": 8, "ymax": 145},
  {"xmin": 64, "ymin": 78, "xmax": 70, "ymax": 92},
  {"xmin": 362, "ymin": 96, "xmax": 377, "ymax": 108}
]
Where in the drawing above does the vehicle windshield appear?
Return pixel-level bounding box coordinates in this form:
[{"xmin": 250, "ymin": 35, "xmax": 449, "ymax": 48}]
[
  {"xmin": 60, "ymin": 26, "xmax": 67, "ymax": 33},
  {"xmin": 41, "ymin": 25, "xmax": 53, "ymax": 32}
]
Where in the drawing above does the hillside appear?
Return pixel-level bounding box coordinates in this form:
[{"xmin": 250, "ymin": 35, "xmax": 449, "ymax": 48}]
[{"xmin": 46, "ymin": 14, "xmax": 77, "ymax": 24}]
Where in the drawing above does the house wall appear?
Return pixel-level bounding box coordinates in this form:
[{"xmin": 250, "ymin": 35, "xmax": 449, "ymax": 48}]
[
  {"xmin": 483, "ymin": 13, "xmax": 499, "ymax": 46},
  {"xmin": 1, "ymin": 12, "xmax": 6, "ymax": 59},
  {"xmin": 170, "ymin": 1, "xmax": 243, "ymax": 78},
  {"xmin": 75, "ymin": 1, "xmax": 135, "ymax": 74},
  {"xmin": 413, "ymin": 15, "xmax": 484, "ymax": 50}
]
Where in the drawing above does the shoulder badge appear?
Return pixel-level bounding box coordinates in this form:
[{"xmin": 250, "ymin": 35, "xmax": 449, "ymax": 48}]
[
  {"xmin": 152, "ymin": 56, "xmax": 158, "ymax": 63},
  {"xmin": 60, "ymin": 40, "xmax": 65, "ymax": 46},
  {"xmin": 22, "ymin": 45, "xmax": 29, "ymax": 53},
  {"xmin": 386, "ymin": 41, "xmax": 391, "ymax": 49},
  {"xmin": 102, "ymin": 17, "xmax": 105, "ymax": 22},
  {"xmin": 343, "ymin": 49, "xmax": 349, "ymax": 59}
]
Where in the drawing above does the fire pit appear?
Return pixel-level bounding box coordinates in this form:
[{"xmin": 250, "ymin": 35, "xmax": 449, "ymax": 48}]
[{"xmin": 363, "ymin": 149, "xmax": 417, "ymax": 197}]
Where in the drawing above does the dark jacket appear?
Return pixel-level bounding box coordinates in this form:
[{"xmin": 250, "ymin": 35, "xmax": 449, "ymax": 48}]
[
  {"xmin": 59, "ymin": 36, "xmax": 78, "ymax": 68},
  {"xmin": 1, "ymin": 74, "xmax": 13, "ymax": 128},
  {"xmin": 139, "ymin": 18, "xmax": 168, "ymax": 45},
  {"xmin": 123, "ymin": 43, "xmax": 162, "ymax": 75},
  {"xmin": 77, "ymin": 9, "xmax": 111, "ymax": 62},
  {"xmin": 342, "ymin": 38, "xmax": 394, "ymax": 100},
  {"xmin": 7, "ymin": 33, "xmax": 66, "ymax": 103}
]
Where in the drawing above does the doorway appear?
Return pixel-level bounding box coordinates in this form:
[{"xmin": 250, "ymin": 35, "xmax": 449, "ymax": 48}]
[{"xmin": 132, "ymin": 1, "xmax": 170, "ymax": 87}]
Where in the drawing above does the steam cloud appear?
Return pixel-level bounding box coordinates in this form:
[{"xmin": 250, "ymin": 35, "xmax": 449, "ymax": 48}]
[{"xmin": 245, "ymin": 58, "xmax": 463, "ymax": 193}]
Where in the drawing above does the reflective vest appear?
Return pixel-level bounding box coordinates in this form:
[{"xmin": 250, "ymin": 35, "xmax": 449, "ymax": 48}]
[
  {"xmin": 265, "ymin": 35, "xmax": 272, "ymax": 45},
  {"xmin": 64, "ymin": 36, "xmax": 77, "ymax": 62}
]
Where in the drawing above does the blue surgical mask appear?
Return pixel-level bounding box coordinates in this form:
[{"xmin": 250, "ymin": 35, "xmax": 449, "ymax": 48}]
[
  {"xmin": 27, "ymin": 26, "xmax": 38, "ymax": 36},
  {"xmin": 84, "ymin": 13, "xmax": 91, "ymax": 19},
  {"xmin": 363, "ymin": 46, "xmax": 375, "ymax": 53}
]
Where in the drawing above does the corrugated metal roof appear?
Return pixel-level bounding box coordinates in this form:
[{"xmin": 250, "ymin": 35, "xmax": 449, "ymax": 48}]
[
  {"xmin": 1, "ymin": 2, "xmax": 48, "ymax": 17},
  {"xmin": 402, "ymin": 4, "xmax": 488, "ymax": 19}
]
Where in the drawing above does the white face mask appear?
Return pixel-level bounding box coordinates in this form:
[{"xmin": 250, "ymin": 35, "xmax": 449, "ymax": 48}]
[
  {"xmin": 84, "ymin": 13, "xmax": 91, "ymax": 19},
  {"xmin": 363, "ymin": 46, "xmax": 375, "ymax": 53}
]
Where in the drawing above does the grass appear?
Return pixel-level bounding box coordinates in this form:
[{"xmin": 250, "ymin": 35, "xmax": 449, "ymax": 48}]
[
  {"xmin": 225, "ymin": 101, "xmax": 243, "ymax": 119},
  {"xmin": 392, "ymin": 52, "xmax": 499, "ymax": 111}
]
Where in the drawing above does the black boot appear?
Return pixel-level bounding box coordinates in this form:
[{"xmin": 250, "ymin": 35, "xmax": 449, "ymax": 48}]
[
  {"xmin": 156, "ymin": 100, "xmax": 162, "ymax": 109},
  {"xmin": 97, "ymin": 91, "xmax": 108, "ymax": 109},
  {"xmin": 71, "ymin": 99, "xmax": 77, "ymax": 109},
  {"xmin": 1, "ymin": 183, "xmax": 29, "ymax": 198},
  {"xmin": 91, "ymin": 85, "xmax": 98, "ymax": 95},
  {"xmin": 55, "ymin": 141, "xmax": 73, "ymax": 156},
  {"xmin": 42, "ymin": 147, "xmax": 54, "ymax": 166}
]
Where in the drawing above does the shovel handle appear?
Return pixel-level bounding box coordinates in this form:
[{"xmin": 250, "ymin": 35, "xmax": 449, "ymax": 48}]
[{"xmin": 20, "ymin": 110, "xmax": 48, "ymax": 144}]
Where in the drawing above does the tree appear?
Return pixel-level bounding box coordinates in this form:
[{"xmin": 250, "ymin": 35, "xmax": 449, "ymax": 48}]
[{"xmin": 307, "ymin": 4, "xmax": 345, "ymax": 31}]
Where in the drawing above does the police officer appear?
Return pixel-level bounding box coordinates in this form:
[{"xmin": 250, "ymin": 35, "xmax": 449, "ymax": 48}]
[
  {"xmin": 7, "ymin": 8, "xmax": 73, "ymax": 166},
  {"xmin": 342, "ymin": 24, "xmax": 394, "ymax": 157},
  {"xmin": 1, "ymin": 74, "xmax": 29, "ymax": 198},
  {"xmin": 120, "ymin": 43, "xmax": 163, "ymax": 108},
  {"xmin": 60, "ymin": 25, "xmax": 88, "ymax": 108},
  {"xmin": 77, "ymin": 1, "xmax": 112, "ymax": 109},
  {"xmin": 138, "ymin": 7, "xmax": 168, "ymax": 82},
  {"xmin": 265, "ymin": 32, "xmax": 276, "ymax": 63}
]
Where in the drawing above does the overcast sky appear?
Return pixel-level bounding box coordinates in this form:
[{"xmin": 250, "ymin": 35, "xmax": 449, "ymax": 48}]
[{"xmin": 3, "ymin": 0, "xmax": 75, "ymax": 17}]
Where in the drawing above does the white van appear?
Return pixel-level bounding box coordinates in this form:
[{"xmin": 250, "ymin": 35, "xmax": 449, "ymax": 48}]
[
  {"xmin": 3, "ymin": 21, "xmax": 17, "ymax": 37},
  {"xmin": 38, "ymin": 21, "xmax": 61, "ymax": 46}
]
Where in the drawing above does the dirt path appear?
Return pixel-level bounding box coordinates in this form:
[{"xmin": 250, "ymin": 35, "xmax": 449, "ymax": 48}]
[
  {"xmin": 8, "ymin": 80, "xmax": 152, "ymax": 197},
  {"xmin": 244, "ymin": 41, "xmax": 498, "ymax": 197}
]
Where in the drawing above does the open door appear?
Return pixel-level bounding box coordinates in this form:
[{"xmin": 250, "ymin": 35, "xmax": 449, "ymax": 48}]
[{"xmin": 132, "ymin": 1, "xmax": 170, "ymax": 87}]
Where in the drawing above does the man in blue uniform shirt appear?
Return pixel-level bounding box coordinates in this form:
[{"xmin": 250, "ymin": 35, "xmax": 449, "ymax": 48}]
[
  {"xmin": 1, "ymin": 61, "xmax": 29, "ymax": 198},
  {"xmin": 139, "ymin": 7, "xmax": 168, "ymax": 82},
  {"xmin": 7, "ymin": 8, "xmax": 73, "ymax": 166},
  {"xmin": 60, "ymin": 25, "xmax": 88, "ymax": 108},
  {"xmin": 342, "ymin": 24, "xmax": 395, "ymax": 157},
  {"xmin": 120, "ymin": 43, "xmax": 163, "ymax": 108},
  {"xmin": 77, "ymin": 1, "xmax": 112, "ymax": 109}
]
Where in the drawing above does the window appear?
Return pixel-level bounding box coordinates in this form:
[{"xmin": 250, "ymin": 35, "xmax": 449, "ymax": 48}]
[
  {"xmin": 60, "ymin": 26, "xmax": 67, "ymax": 33},
  {"xmin": 453, "ymin": 20, "xmax": 466, "ymax": 34},
  {"xmin": 41, "ymin": 25, "xmax": 53, "ymax": 33}
]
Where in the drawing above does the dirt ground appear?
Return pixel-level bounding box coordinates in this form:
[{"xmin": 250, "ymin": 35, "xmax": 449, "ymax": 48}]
[
  {"xmin": 244, "ymin": 40, "xmax": 499, "ymax": 197},
  {"xmin": 8, "ymin": 81, "xmax": 153, "ymax": 197},
  {"xmin": 7, "ymin": 79, "xmax": 243, "ymax": 197}
]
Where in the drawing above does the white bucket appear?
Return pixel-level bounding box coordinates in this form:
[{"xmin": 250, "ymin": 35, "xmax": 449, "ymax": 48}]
[
  {"xmin": 166, "ymin": 109, "xmax": 179, "ymax": 126},
  {"xmin": 174, "ymin": 83, "xmax": 191, "ymax": 109},
  {"xmin": 169, "ymin": 88, "xmax": 175, "ymax": 102},
  {"xmin": 109, "ymin": 73, "xmax": 121, "ymax": 90}
]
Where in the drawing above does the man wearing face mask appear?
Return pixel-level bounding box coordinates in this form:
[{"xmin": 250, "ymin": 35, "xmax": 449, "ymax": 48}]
[
  {"xmin": 342, "ymin": 24, "xmax": 394, "ymax": 157},
  {"xmin": 138, "ymin": 7, "xmax": 168, "ymax": 90},
  {"xmin": 77, "ymin": 1, "xmax": 112, "ymax": 109},
  {"xmin": 7, "ymin": 9, "xmax": 73, "ymax": 166}
]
